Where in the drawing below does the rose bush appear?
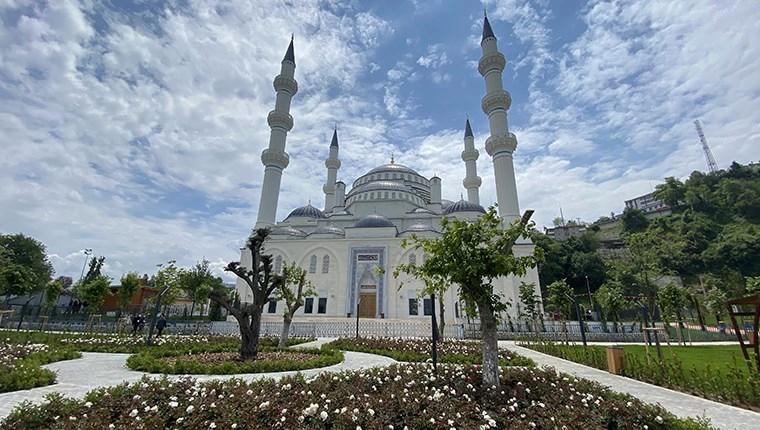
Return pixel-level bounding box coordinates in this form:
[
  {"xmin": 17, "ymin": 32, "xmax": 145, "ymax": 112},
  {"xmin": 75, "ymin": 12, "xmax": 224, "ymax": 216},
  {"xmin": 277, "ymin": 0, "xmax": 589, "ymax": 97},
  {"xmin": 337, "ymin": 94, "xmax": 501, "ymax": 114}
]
[
  {"xmin": 1, "ymin": 364, "xmax": 713, "ymax": 429},
  {"xmin": 0, "ymin": 341, "xmax": 81, "ymax": 393},
  {"xmin": 325, "ymin": 337, "xmax": 535, "ymax": 367}
]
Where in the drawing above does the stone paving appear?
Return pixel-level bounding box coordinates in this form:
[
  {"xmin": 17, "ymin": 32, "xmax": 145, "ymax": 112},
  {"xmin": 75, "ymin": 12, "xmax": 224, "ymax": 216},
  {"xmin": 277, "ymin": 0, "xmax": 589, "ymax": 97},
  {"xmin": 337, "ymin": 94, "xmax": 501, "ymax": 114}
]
[{"xmin": 501, "ymin": 341, "xmax": 760, "ymax": 430}]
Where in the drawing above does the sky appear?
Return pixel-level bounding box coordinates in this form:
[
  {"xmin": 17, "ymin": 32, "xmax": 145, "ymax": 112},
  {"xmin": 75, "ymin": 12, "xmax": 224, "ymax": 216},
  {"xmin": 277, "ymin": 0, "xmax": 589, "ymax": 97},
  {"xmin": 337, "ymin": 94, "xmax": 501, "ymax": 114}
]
[{"xmin": 1, "ymin": 0, "xmax": 759, "ymax": 281}]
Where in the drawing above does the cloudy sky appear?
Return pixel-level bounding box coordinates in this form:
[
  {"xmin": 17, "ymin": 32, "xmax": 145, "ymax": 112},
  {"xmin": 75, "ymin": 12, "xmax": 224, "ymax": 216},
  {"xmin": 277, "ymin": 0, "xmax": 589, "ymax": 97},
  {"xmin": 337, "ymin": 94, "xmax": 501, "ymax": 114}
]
[{"xmin": 1, "ymin": 0, "xmax": 758, "ymax": 281}]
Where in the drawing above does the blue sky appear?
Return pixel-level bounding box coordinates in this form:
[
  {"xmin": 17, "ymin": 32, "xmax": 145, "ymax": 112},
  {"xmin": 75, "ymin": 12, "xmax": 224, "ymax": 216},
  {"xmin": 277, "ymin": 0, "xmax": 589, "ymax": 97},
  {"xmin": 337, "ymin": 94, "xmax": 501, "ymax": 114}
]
[{"xmin": 1, "ymin": 0, "xmax": 758, "ymax": 280}]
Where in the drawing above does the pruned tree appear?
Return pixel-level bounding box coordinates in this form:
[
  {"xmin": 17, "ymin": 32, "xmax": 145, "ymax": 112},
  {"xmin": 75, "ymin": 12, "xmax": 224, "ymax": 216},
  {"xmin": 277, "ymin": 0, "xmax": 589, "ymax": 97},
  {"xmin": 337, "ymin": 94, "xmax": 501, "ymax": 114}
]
[
  {"xmin": 395, "ymin": 207, "xmax": 542, "ymax": 388},
  {"xmin": 210, "ymin": 229, "xmax": 283, "ymax": 360},
  {"xmin": 274, "ymin": 262, "xmax": 316, "ymax": 348}
]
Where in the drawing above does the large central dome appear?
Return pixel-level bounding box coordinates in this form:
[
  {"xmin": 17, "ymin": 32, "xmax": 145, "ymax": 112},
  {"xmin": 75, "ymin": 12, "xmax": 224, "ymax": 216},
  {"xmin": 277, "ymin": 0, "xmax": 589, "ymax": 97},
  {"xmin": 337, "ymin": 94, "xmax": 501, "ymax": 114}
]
[
  {"xmin": 366, "ymin": 163, "xmax": 421, "ymax": 176},
  {"xmin": 346, "ymin": 162, "xmax": 431, "ymax": 208}
]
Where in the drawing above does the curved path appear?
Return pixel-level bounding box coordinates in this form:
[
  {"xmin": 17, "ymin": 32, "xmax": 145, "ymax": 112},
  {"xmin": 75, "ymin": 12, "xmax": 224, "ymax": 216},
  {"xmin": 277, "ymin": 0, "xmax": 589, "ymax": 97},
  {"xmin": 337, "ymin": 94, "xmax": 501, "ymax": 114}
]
[{"xmin": 0, "ymin": 339, "xmax": 395, "ymax": 419}]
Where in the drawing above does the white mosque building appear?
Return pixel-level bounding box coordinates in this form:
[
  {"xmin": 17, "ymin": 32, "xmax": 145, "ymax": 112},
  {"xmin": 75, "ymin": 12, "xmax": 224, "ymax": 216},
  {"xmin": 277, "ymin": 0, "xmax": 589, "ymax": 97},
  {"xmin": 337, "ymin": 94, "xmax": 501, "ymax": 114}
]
[{"xmin": 236, "ymin": 15, "xmax": 541, "ymax": 324}]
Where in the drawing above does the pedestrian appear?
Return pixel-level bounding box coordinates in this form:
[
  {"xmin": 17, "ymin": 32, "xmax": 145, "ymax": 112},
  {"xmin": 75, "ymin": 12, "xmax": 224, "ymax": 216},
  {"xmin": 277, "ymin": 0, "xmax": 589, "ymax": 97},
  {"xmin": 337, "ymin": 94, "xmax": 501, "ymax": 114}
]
[
  {"xmin": 137, "ymin": 314, "xmax": 146, "ymax": 331},
  {"xmin": 156, "ymin": 314, "xmax": 167, "ymax": 337},
  {"xmin": 130, "ymin": 314, "xmax": 139, "ymax": 334}
]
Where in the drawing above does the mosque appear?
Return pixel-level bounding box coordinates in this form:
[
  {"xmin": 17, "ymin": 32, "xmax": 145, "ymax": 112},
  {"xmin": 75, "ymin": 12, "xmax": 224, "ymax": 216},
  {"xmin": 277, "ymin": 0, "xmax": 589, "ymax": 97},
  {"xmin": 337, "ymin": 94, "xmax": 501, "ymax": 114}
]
[{"xmin": 236, "ymin": 15, "xmax": 541, "ymax": 324}]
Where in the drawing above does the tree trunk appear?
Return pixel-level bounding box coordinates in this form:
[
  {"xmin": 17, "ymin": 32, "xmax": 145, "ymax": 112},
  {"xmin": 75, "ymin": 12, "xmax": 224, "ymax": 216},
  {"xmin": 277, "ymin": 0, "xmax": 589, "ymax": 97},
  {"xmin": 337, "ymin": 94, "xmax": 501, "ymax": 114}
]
[
  {"xmin": 438, "ymin": 295, "xmax": 445, "ymax": 339},
  {"xmin": 236, "ymin": 306, "xmax": 264, "ymax": 361},
  {"xmin": 190, "ymin": 299, "xmax": 196, "ymax": 319},
  {"xmin": 279, "ymin": 313, "xmax": 293, "ymax": 348},
  {"xmin": 478, "ymin": 299, "xmax": 500, "ymax": 388},
  {"xmin": 690, "ymin": 295, "xmax": 706, "ymax": 331}
]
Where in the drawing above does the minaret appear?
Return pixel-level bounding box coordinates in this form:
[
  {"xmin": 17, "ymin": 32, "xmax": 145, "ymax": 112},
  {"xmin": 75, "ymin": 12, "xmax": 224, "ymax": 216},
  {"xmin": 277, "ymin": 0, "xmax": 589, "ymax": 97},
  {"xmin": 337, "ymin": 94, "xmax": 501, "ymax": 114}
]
[
  {"xmin": 479, "ymin": 13, "xmax": 520, "ymax": 222},
  {"xmin": 461, "ymin": 118, "xmax": 482, "ymax": 205},
  {"xmin": 255, "ymin": 36, "xmax": 299, "ymax": 228},
  {"xmin": 323, "ymin": 128, "xmax": 341, "ymax": 212}
]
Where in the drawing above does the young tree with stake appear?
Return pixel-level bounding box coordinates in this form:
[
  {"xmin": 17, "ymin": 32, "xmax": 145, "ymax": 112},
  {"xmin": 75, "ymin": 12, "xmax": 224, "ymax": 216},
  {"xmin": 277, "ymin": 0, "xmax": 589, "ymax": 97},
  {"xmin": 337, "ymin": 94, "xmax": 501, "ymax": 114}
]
[{"xmin": 274, "ymin": 262, "xmax": 316, "ymax": 348}]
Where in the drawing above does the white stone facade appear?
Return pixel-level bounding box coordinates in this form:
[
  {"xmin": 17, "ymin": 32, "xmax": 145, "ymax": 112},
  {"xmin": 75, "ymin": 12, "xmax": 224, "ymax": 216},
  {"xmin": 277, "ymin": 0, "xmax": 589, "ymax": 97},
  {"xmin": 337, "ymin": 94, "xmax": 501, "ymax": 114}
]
[{"xmin": 237, "ymin": 15, "xmax": 542, "ymax": 324}]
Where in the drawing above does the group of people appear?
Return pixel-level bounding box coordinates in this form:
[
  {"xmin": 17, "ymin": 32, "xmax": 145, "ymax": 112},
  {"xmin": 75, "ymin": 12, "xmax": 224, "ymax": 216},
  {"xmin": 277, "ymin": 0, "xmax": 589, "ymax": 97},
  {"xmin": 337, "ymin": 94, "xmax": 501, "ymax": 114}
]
[{"xmin": 130, "ymin": 313, "xmax": 168, "ymax": 336}]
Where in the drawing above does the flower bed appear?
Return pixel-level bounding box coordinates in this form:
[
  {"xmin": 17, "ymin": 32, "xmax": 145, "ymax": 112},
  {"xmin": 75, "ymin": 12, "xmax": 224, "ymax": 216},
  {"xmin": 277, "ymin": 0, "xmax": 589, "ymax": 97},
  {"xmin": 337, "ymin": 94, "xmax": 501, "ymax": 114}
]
[
  {"xmin": 1, "ymin": 364, "xmax": 712, "ymax": 429},
  {"xmin": 521, "ymin": 341, "xmax": 760, "ymax": 411},
  {"xmin": 0, "ymin": 330, "xmax": 313, "ymax": 353},
  {"xmin": 126, "ymin": 347, "xmax": 343, "ymax": 375},
  {"xmin": 325, "ymin": 337, "xmax": 535, "ymax": 367},
  {"xmin": 0, "ymin": 341, "xmax": 81, "ymax": 393}
]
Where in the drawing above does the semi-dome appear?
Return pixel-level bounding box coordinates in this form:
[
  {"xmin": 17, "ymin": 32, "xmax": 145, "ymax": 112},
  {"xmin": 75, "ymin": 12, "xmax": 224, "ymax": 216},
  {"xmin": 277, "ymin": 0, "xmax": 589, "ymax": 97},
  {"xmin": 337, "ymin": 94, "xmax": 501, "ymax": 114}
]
[
  {"xmin": 310, "ymin": 225, "xmax": 345, "ymax": 235},
  {"xmin": 403, "ymin": 223, "xmax": 440, "ymax": 233},
  {"xmin": 443, "ymin": 199, "xmax": 487, "ymax": 215},
  {"xmin": 269, "ymin": 226, "xmax": 307, "ymax": 237},
  {"xmin": 286, "ymin": 203, "xmax": 326, "ymax": 219},
  {"xmin": 354, "ymin": 214, "xmax": 395, "ymax": 228}
]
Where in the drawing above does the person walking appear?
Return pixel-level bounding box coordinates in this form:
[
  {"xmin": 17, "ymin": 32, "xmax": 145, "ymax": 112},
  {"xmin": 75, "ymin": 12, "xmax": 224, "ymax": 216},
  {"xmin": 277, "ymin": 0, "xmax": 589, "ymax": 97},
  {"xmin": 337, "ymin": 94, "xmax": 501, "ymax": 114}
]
[{"xmin": 156, "ymin": 314, "xmax": 167, "ymax": 337}]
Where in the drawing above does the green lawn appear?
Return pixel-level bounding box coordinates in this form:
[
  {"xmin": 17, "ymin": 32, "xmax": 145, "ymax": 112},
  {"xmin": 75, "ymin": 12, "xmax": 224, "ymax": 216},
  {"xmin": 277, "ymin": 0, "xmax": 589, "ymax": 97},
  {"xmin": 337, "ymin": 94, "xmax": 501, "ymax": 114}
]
[{"xmin": 622, "ymin": 344, "xmax": 751, "ymax": 374}]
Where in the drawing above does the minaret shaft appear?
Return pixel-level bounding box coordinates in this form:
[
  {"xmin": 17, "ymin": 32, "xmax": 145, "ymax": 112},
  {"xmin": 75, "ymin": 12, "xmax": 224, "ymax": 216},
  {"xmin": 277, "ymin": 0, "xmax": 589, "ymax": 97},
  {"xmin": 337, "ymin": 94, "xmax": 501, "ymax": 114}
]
[
  {"xmin": 255, "ymin": 42, "xmax": 298, "ymax": 228},
  {"xmin": 462, "ymin": 119, "xmax": 481, "ymax": 205},
  {"xmin": 323, "ymin": 130, "xmax": 340, "ymax": 212},
  {"xmin": 479, "ymin": 20, "xmax": 520, "ymax": 222}
]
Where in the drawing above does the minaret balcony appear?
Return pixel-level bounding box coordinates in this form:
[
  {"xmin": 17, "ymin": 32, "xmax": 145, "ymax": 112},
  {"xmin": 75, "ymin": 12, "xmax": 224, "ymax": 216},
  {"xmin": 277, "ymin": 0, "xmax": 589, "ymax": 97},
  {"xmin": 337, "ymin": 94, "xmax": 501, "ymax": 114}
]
[
  {"xmin": 267, "ymin": 110, "xmax": 294, "ymax": 131},
  {"xmin": 481, "ymin": 90, "xmax": 512, "ymax": 114},
  {"xmin": 261, "ymin": 148, "xmax": 290, "ymax": 169},
  {"xmin": 463, "ymin": 176, "xmax": 482, "ymax": 188},
  {"xmin": 461, "ymin": 148, "xmax": 480, "ymax": 162},
  {"xmin": 478, "ymin": 52, "xmax": 506, "ymax": 76},
  {"xmin": 273, "ymin": 75, "xmax": 298, "ymax": 95},
  {"xmin": 325, "ymin": 158, "xmax": 341, "ymax": 169},
  {"xmin": 485, "ymin": 133, "xmax": 517, "ymax": 157}
]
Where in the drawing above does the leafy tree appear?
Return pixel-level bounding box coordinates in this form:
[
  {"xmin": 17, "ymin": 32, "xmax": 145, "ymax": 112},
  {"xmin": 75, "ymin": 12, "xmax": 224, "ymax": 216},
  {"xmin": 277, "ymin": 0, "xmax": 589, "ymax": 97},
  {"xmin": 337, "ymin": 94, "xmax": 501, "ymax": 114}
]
[
  {"xmin": 518, "ymin": 281, "xmax": 542, "ymax": 332},
  {"xmin": 621, "ymin": 207, "xmax": 649, "ymax": 234},
  {"xmin": 534, "ymin": 232, "xmax": 606, "ymax": 301},
  {"xmin": 393, "ymin": 252, "xmax": 450, "ymax": 339},
  {"xmin": 73, "ymin": 256, "xmax": 111, "ymax": 313},
  {"xmin": 210, "ymin": 229, "xmax": 284, "ymax": 361},
  {"xmin": 544, "ymin": 279, "xmax": 572, "ymax": 321},
  {"xmin": 180, "ymin": 260, "xmax": 215, "ymax": 317},
  {"xmin": 0, "ymin": 233, "xmax": 54, "ymax": 298},
  {"xmin": 43, "ymin": 278, "xmax": 64, "ymax": 313},
  {"xmin": 653, "ymin": 176, "xmax": 686, "ymax": 208},
  {"xmin": 745, "ymin": 276, "xmax": 760, "ymax": 296},
  {"xmin": 118, "ymin": 272, "xmax": 141, "ymax": 315},
  {"xmin": 657, "ymin": 283, "xmax": 689, "ymax": 343},
  {"xmin": 703, "ymin": 287, "xmax": 728, "ymax": 324},
  {"xmin": 152, "ymin": 263, "xmax": 184, "ymax": 312},
  {"xmin": 396, "ymin": 207, "xmax": 542, "ymax": 388},
  {"xmin": 594, "ymin": 281, "xmax": 626, "ymax": 332},
  {"xmin": 274, "ymin": 262, "xmax": 316, "ymax": 348}
]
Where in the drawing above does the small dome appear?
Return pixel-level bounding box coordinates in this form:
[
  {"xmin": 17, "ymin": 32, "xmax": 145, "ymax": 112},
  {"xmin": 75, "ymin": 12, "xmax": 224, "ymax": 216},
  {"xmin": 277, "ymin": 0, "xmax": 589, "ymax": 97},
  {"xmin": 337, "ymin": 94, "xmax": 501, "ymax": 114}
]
[
  {"xmin": 354, "ymin": 214, "xmax": 395, "ymax": 228},
  {"xmin": 311, "ymin": 225, "xmax": 345, "ymax": 235},
  {"xmin": 286, "ymin": 204, "xmax": 326, "ymax": 219},
  {"xmin": 443, "ymin": 199, "xmax": 487, "ymax": 215},
  {"xmin": 403, "ymin": 223, "xmax": 440, "ymax": 233},
  {"xmin": 441, "ymin": 199, "xmax": 455, "ymax": 210},
  {"xmin": 270, "ymin": 226, "xmax": 307, "ymax": 237}
]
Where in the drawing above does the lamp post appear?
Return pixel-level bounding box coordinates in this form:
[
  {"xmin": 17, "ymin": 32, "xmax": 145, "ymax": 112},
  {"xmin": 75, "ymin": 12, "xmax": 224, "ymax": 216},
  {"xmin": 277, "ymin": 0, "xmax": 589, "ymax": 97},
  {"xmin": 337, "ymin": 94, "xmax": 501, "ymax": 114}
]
[
  {"xmin": 585, "ymin": 275, "xmax": 593, "ymax": 311},
  {"xmin": 564, "ymin": 292, "xmax": 587, "ymax": 347},
  {"xmin": 355, "ymin": 295, "xmax": 361, "ymax": 339},
  {"xmin": 430, "ymin": 293, "xmax": 438, "ymax": 372},
  {"xmin": 78, "ymin": 248, "xmax": 93, "ymax": 283}
]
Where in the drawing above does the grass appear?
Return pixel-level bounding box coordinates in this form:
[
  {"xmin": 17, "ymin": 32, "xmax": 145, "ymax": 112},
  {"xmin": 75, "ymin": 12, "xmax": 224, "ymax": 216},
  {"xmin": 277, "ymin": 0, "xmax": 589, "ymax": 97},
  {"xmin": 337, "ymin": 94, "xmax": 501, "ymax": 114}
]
[{"xmin": 622, "ymin": 344, "xmax": 752, "ymax": 374}]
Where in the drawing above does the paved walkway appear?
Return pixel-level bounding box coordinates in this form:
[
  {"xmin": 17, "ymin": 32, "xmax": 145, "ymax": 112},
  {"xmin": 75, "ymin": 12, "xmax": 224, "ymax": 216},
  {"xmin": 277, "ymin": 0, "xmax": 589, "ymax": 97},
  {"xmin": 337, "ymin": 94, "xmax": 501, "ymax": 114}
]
[
  {"xmin": 501, "ymin": 341, "xmax": 760, "ymax": 430},
  {"xmin": 0, "ymin": 338, "xmax": 394, "ymax": 419}
]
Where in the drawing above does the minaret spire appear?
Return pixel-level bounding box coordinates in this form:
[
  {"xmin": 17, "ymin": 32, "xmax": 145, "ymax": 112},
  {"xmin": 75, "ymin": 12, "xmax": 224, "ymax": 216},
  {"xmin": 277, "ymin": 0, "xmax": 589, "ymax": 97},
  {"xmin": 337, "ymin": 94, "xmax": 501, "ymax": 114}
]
[
  {"xmin": 255, "ymin": 37, "xmax": 299, "ymax": 228},
  {"xmin": 479, "ymin": 14, "xmax": 519, "ymax": 221},
  {"xmin": 323, "ymin": 127, "xmax": 341, "ymax": 212},
  {"xmin": 461, "ymin": 118, "xmax": 481, "ymax": 205}
]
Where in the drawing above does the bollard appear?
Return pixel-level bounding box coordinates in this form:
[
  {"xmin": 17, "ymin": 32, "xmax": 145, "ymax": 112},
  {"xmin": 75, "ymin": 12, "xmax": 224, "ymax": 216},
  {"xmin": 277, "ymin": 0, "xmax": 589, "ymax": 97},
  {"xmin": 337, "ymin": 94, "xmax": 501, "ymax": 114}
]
[{"xmin": 606, "ymin": 345, "xmax": 625, "ymax": 375}]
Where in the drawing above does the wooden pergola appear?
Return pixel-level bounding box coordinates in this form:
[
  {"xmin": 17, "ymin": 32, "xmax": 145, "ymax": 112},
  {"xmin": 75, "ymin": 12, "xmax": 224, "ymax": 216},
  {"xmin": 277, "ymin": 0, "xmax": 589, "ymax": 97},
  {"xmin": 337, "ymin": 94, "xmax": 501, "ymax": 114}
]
[{"xmin": 726, "ymin": 294, "xmax": 760, "ymax": 371}]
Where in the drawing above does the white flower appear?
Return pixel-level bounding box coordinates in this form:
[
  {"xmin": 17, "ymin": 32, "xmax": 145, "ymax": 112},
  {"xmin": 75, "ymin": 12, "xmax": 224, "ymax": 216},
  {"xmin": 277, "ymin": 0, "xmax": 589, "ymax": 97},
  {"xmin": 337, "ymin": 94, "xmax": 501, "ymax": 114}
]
[
  {"xmin": 259, "ymin": 401, "xmax": 270, "ymax": 410},
  {"xmin": 210, "ymin": 423, "xmax": 217, "ymax": 429},
  {"xmin": 84, "ymin": 402, "xmax": 92, "ymax": 408},
  {"xmin": 169, "ymin": 401, "xmax": 178, "ymax": 408},
  {"xmin": 320, "ymin": 411, "xmax": 329, "ymax": 421},
  {"xmin": 368, "ymin": 409, "xmax": 375, "ymax": 416},
  {"xmin": 129, "ymin": 409, "xmax": 138, "ymax": 418},
  {"xmin": 231, "ymin": 425, "xmax": 238, "ymax": 429},
  {"xmin": 655, "ymin": 416, "xmax": 663, "ymax": 424},
  {"xmin": 186, "ymin": 405, "xmax": 195, "ymax": 413}
]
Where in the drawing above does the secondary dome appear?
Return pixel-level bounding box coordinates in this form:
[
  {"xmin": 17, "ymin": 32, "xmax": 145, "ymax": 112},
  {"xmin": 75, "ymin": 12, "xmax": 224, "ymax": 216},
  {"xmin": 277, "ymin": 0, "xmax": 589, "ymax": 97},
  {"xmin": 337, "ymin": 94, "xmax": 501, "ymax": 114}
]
[
  {"xmin": 269, "ymin": 226, "xmax": 307, "ymax": 237},
  {"xmin": 354, "ymin": 214, "xmax": 395, "ymax": 228},
  {"xmin": 311, "ymin": 225, "xmax": 345, "ymax": 235},
  {"xmin": 286, "ymin": 204, "xmax": 326, "ymax": 219},
  {"xmin": 403, "ymin": 223, "xmax": 440, "ymax": 233},
  {"xmin": 443, "ymin": 199, "xmax": 487, "ymax": 215}
]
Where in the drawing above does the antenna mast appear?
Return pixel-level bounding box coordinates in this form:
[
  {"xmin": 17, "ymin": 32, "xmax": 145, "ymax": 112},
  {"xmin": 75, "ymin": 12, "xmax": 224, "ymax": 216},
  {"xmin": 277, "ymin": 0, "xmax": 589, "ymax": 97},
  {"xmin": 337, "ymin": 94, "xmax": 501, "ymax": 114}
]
[{"xmin": 694, "ymin": 119, "xmax": 718, "ymax": 173}]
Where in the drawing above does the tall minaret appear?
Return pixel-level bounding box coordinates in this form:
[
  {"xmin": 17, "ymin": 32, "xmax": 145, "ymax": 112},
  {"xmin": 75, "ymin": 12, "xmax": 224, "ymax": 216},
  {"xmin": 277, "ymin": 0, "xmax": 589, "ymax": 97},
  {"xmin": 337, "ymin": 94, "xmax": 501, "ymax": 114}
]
[
  {"xmin": 461, "ymin": 118, "xmax": 482, "ymax": 205},
  {"xmin": 323, "ymin": 128, "xmax": 341, "ymax": 212},
  {"xmin": 255, "ymin": 36, "xmax": 299, "ymax": 228},
  {"xmin": 479, "ymin": 13, "xmax": 520, "ymax": 222}
]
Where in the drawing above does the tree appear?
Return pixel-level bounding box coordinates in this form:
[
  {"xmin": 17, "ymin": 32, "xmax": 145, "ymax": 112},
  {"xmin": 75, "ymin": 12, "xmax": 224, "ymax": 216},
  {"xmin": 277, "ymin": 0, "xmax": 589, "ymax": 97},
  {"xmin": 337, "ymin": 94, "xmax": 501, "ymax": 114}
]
[
  {"xmin": 393, "ymin": 252, "xmax": 450, "ymax": 339},
  {"xmin": 118, "ymin": 272, "xmax": 141, "ymax": 316},
  {"xmin": 594, "ymin": 281, "xmax": 626, "ymax": 332},
  {"xmin": 43, "ymin": 278, "xmax": 64, "ymax": 313},
  {"xmin": 657, "ymin": 283, "xmax": 689, "ymax": 343},
  {"xmin": 152, "ymin": 263, "xmax": 184, "ymax": 313},
  {"xmin": 703, "ymin": 287, "xmax": 728, "ymax": 325},
  {"xmin": 653, "ymin": 176, "xmax": 685, "ymax": 208},
  {"xmin": 0, "ymin": 233, "xmax": 54, "ymax": 298},
  {"xmin": 745, "ymin": 276, "xmax": 760, "ymax": 296},
  {"xmin": 210, "ymin": 229, "xmax": 283, "ymax": 361},
  {"xmin": 73, "ymin": 256, "xmax": 111, "ymax": 313},
  {"xmin": 621, "ymin": 207, "xmax": 649, "ymax": 234},
  {"xmin": 545, "ymin": 279, "xmax": 573, "ymax": 340},
  {"xmin": 396, "ymin": 207, "xmax": 542, "ymax": 388},
  {"xmin": 518, "ymin": 282, "xmax": 542, "ymax": 332},
  {"xmin": 274, "ymin": 262, "xmax": 316, "ymax": 348},
  {"xmin": 180, "ymin": 260, "xmax": 216, "ymax": 317}
]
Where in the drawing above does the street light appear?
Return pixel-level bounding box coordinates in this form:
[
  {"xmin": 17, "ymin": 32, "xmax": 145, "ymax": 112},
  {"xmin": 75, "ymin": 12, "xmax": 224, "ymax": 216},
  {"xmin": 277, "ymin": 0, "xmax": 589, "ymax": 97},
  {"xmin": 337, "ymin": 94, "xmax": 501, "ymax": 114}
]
[
  {"xmin": 78, "ymin": 248, "xmax": 93, "ymax": 283},
  {"xmin": 563, "ymin": 291, "xmax": 587, "ymax": 347}
]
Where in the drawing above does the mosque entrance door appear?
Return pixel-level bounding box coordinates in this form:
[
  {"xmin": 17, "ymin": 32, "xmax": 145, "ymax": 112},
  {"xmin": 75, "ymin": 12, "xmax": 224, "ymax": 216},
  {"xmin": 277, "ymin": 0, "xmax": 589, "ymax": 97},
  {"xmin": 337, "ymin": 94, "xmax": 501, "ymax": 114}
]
[{"xmin": 358, "ymin": 291, "xmax": 376, "ymax": 318}]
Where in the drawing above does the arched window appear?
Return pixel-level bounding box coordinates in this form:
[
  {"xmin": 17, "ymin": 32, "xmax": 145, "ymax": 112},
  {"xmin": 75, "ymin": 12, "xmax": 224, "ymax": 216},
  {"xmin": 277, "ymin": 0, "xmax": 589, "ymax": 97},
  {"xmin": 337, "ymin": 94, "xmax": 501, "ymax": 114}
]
[
  {"xmin": 274, "ymin": 255, "xmax": 282, "ymax": 274},
  {"xmin": 309, "ymin": 255, "xmax": 317, "ymax": 273},
  {"xmin": 409, "ymin": 253, "xmax": 416, "ymax": 266},
  {"xmin": 322, "ymin": 255, "xmax": 330, "ymax": 274}
]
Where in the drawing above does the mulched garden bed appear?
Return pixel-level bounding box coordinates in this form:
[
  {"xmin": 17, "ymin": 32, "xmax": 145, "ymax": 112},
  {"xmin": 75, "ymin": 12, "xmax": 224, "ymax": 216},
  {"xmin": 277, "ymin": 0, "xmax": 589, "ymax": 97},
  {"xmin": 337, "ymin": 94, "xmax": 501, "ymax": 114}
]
[
  {"xmin": 1, "ymin": 364, "xmax": 713, "ymax": 429},
  {"xmin": 162, "ymin": 351, "xmax": 319, "ymax": 365},
  {"xmin": 325, "ymin": 336, "xmax": 535, "ymax": 366}
]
